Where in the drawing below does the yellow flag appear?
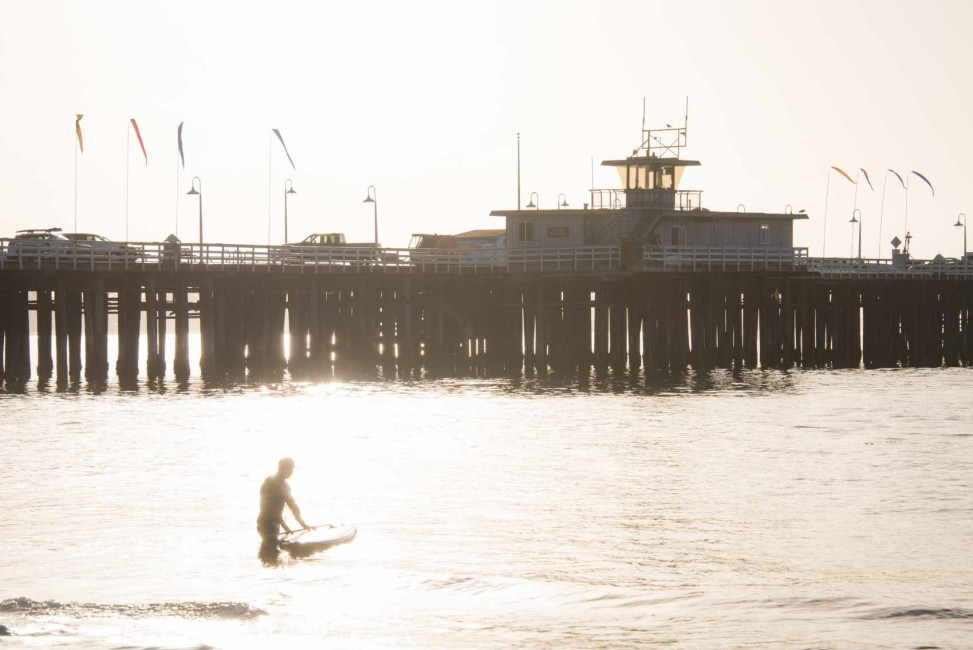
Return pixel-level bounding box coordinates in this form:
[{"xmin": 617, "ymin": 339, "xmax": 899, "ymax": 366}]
[
  {"xmin": 75, "ymin": 114, "xmax": 84, "ymax": 153},
  {"xmin": 830, "ymin": 166, "xmax": 856, "ymax": 184}
]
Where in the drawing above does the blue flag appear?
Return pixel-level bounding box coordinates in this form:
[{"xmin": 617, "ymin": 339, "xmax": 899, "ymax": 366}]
[
  {"xmin": 910, "ymin": 171, "xmax": 934, "ymax": 196},
  {"xmin": 177, "ymin": 122, "xmax": 185, "ymax": 169},
  {"xmin": 272, "ymin": 128, "xmax": 296, "ymax": 170},
  {"xmin": 887, "ymin": 169, "xmax": 905, "ymax": 188}
]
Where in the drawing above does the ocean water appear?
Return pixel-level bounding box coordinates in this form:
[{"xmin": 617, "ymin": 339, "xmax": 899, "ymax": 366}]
[{"xmin": 1, "ymin": 339, "xmax": 972, "ymax": 649}]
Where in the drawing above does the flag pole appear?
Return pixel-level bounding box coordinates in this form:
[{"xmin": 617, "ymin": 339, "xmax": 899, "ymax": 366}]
[
  {"xmin": 516, "ymin": 133, "xmax": 521, "ymax": 210},
  {"xmin": 268, "ymin": 133, "xmax": 273, "ymax": 245},
  {"xmin": 175, "ymin": 122, "xmax": 185, "ymax": 238},
  {"xmin": 175, "ymin": 152, "xmax": 180, "ymax": 238},
  {"xmin": 126, "ymin": 123, "xmax": 131, "ymax": 241},
  {"xmin": 903, "ymin": 176, "xmax": 910, "ymax": 249},
  {"xmin": 850, "ymin": 170, "xmax": 862, "ymax": 259},
  {"xmin": 877, "ymin": 175, "xmax": 888, "ymax": 258},
  {"xmin": 74, "ymin": 129, "xmax": 79, "ymax": 235},
  {"xmin": 822, "ymin": 170, "xmax": 831, "ymax": 257},
  {"xmin": 590, "ymin": 156, "xmax": 594, "ymax": 208}
]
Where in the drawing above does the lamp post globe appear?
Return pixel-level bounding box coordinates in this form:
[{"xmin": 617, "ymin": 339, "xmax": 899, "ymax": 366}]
[
  {"xmin": 956, "ymin": 213, "xmax": 967, "ymax": 259},
  {"xmin": 187, "ymin": 176, "xmax": 202, "ymax": 245},
  {"xmin": 284, "ymin": 179, "xmax": 296, "ymax": 243},
  {"xmin": 363, "ymin": 185, "xmax": 378, "ymax": 246},
  {"xmin": 849, "ymin": 208, "xmax": 862, "ymax": 259}
]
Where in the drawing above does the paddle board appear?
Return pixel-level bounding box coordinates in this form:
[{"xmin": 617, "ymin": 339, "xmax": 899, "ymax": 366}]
[{"xmin": 278, "ymin": 524, "xmax": 357, "ymax": 556}]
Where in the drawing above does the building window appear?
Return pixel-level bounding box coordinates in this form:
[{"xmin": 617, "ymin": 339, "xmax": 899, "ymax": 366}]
[
  {"xmin": 517, "ymin": 221, "xmax": 535, "ymax": 243},
  {"xmin": 759, "ymin": 224, "xmax": 770, "ymax": 245}
]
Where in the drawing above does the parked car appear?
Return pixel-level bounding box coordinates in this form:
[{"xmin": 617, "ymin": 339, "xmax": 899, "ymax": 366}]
[
  {"xmin": 289, "ymin": 233, "xmax": 378, "ymax": 247},
  {"xmin": 408, "ymin": 230, "xmax": 506, "ymax": 267},
  {"xmin": 274, "ymin": 233, "xmax": 399, "ymax": 265},
  {"xmin": 1, "ymin": 228, "xmax": 90, "ymax": 263},
  {"xmin": 63, "ymin": 232, "xmax": 143, "ymax": 259}
]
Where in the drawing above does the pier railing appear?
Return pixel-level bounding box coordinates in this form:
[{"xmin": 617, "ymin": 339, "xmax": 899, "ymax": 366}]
[
  {"xmin": 589, "ymin": 189, "xmax": 703, "ymax": 211},
  {"xmin": 4, "ymin": 239, "xmax": 972, "ymax": 279},
  {"xmin": 643, "ymin": 246, "xmax": 810, "ymax": 272},
  {"xmin": 0, "ymin": 240, "xmax": 621, "ymax": 274},
  {"xmin": 808, "ymin": 257, "xmax": 973, "ymax": 280},
  {"xmin": 506, "ymin": 246, "xmax": 620, "ymax": 272}
]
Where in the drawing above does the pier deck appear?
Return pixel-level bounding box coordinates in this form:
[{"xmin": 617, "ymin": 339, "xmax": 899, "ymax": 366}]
[{"xmin": 1, "ymin": 242, "xmax": 971, "ymax": 388}]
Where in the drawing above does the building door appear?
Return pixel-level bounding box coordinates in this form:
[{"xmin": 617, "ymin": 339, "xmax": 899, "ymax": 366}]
[
  {"xmin": 670, "ymin": 225, "xmax": 686, "ymax": 246},
  {"xmin": 583, "ymin": 216, "xmax": 597, "ymax": 245}
]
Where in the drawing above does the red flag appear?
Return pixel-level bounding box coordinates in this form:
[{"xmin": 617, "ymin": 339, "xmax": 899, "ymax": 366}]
[{"xmin": 130, "ymin": 118, "xmax": 147, "ymax": 165}]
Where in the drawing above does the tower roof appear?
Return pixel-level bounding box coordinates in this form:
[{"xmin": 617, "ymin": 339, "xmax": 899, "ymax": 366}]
[{"xmin": 601, "ymin": 157, "xmax": 700, "ymax": 168}]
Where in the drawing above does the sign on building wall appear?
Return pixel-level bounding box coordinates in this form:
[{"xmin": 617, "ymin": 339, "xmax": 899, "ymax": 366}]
[{"xmin": 547, "ymin": 227, "xmax": 570, "ymax": 237}]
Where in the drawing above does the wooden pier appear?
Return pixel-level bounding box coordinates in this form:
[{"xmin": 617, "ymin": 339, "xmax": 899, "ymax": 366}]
[{"xmin": 1, "ymin": 242, "xmax": 971, "ymax": 389}]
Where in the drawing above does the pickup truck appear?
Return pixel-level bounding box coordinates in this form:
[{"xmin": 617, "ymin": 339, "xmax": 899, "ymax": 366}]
[
  {"xmin": 273, "ymin": 233, "xmax": 402, "ymax": 266},
  {"xmin": 290, "ymin": 233, "xmax": 377, "ymax": 247}
]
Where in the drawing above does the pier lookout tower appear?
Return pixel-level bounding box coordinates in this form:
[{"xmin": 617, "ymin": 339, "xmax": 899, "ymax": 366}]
[
  {"xmin": 492, "ymin": 105, "xmax": 806, "ymax": 255},
  {"xmin": 594, "ymin": 109, "xmax": 701, "ymax": 211}
]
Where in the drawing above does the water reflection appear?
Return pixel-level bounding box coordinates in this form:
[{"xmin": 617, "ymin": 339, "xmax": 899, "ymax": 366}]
[
  {"xmin": 0, "ymin": 364, "xmax": 915, "ymax": 399},
  {"xmin": 7, "ymin": 332, "xmax": 968, "ymax": 398}
]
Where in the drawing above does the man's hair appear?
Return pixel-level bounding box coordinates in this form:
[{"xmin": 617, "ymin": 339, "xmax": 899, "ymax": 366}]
[{"xmin": 278, "ymin": 457, "xmax": 295, "ymax": 470}]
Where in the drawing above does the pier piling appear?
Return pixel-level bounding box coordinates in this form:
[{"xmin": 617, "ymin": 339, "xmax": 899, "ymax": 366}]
[{"xmin": 1, "ymin": 262, "xmax": 970, "ymax": 389}]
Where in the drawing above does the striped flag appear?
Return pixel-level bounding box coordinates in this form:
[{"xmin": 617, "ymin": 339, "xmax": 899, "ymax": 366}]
[
  {"xmin": 860, "ymin": 168, "xmax": 873, "ymax": 191},
  {"xmin": 130, "ymin": 119, "xmax": 147, "ymax": 165}
]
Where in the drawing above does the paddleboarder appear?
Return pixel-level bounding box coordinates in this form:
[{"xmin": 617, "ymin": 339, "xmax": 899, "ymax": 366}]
[{"xmin": 257, "ymin": 457, "xmax": 309, "ymax": 559}]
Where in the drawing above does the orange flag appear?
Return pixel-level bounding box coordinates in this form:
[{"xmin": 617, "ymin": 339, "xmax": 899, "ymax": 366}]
[
  {"xmin": 130, "ymin": 118, "xmax": 147, "ymax": 165},
  {"xmin": 75, "ymin": 114, "xmax": 84, "ymax": 153}
]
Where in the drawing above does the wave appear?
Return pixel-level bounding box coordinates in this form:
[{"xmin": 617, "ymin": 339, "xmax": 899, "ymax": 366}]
[
  {"xmin": 861, "ymin": 607, "xmax": 973, "ymax": 620},
  {"xmin": 0, "ymin": 597, "xmax": 265, "ymax": 620}
]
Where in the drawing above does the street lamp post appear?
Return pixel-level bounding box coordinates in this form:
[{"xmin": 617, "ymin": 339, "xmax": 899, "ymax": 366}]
[
  {"xmin": 526, "ymin": 191, "xmax": 538, "ymax": 209},
  {"xmin": 363, "ymin": 185, "xmax": 378, "ymax": 246},
  {"xmin": 284, "ymin": 179, "xmax": 296, "ymax": 243},
  {"xmin": 956, "ymin": 213, "xmax": 967, "ymax": 259},
  {"xmin": 849, "ymin": 208, "xmax": 862, "ymax": 259},
  {"xmin": 557, "ymin": 193, "xmax": 569, "ymax": 209},
  {"xmin": 187, "ymin": 176, "xmax": 202, "ymax": 245}
]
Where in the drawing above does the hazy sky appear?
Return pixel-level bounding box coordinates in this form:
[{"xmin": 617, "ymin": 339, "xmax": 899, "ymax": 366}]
[{"xmin": 1, "ymin": 0, "xmax": 971, "ymax": 258}]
